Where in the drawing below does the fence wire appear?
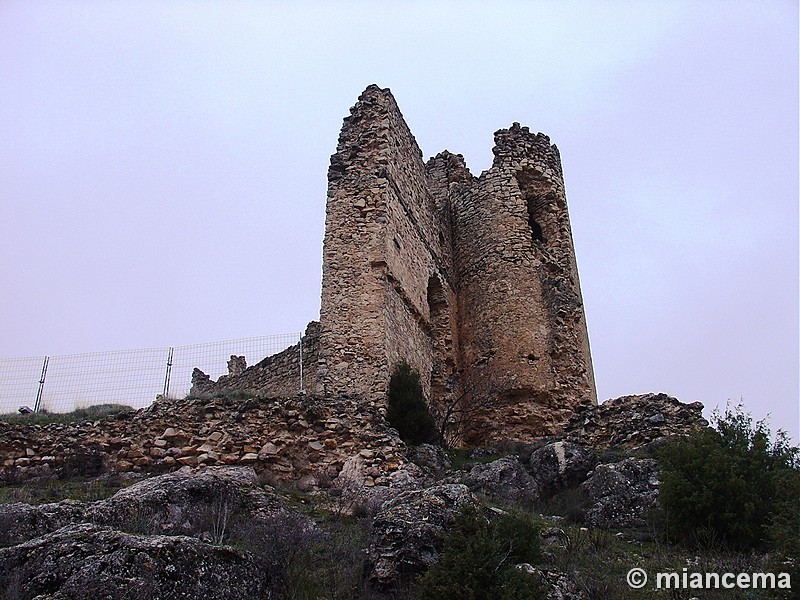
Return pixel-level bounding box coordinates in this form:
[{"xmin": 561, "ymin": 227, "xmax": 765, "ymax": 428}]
[
  {"xmin": 167, "ymin": 333, "xmax": 301, "ymax": 399},
  {"xmin": 0, "ymin": 333, "xmax": 300, "ymax": 415}
]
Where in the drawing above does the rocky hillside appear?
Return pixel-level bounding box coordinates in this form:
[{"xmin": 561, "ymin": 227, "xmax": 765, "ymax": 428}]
[{"xmin": 4, "ymin": 392, "xmax": 766, "ymax": 600}]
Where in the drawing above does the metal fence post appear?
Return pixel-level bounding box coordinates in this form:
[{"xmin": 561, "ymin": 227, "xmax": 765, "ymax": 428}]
[
  {"xmin": 34, "ymin": 356, "xmax": 49, "ymax": 413},
  {"xmin": 163, "ymin": 347, "xmax": 174, "ymax": 398},
  {"xmin": 298, "ymin": 333, "xmax": 304, "ymax": 393}
]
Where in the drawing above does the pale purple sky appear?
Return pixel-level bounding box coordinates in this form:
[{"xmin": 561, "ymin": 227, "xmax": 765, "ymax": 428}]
[{"xmin": 1, "ymin": 1, "xmax": 797, "ymax": 440}]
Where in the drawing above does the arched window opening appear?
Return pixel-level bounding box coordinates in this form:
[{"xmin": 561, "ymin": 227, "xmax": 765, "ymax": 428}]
[{"xmin": 527, "ymin": 197, "xmax": 545, "ymax": 245}]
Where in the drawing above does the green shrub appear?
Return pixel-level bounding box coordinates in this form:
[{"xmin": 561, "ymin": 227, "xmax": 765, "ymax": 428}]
[
  {"xmin": 0, "ymin": 477, "xmax": 124, "ymax": 506},
  {"xmin": 537, "ymin": 486, "xmax": 590, "ymax": 525},
  {"xmin": 60, "ymin": 445, "xmax": 106, "ymax": 479},
  {"xmin": 235, "ymin": 514, "xmax": 369, "ymax": 600},
  {"xmin": 387, "ymin": 362, "xmax": 438, "ymax": 446},
  {"xmin": 0, "ymin": 403, "xmax": 134, "ymax": 425},
  {"xmin": 767, "ymin": 466, "xmax": 800, "ymax": 588},
  {"xmin": 445, "ymin": 448, "xmax": 505, "ymax": 471},
  {"xmin": 658, "ymin": 403, "xmax": 798, "ymax": 551},
  {"xmin": 416, "ymin": 506, "xmax": 545, "ymax": 600}
]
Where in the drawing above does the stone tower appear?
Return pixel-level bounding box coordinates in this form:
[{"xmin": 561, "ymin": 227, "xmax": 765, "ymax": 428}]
[{"xmin": 317, "ymin": 85, "xmax": 595, "ymax": 444}]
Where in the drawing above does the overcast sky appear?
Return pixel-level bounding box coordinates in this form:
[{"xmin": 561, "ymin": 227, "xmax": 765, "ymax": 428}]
[{"xmin": 1, "ymin": 1, "xmax": 797, "ymax": 440}]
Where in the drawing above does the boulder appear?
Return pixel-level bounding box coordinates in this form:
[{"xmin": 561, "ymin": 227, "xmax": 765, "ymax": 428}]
[
  {"xmin": 407, "ymin": 443, "xmax": 451, "ymax": 478},
  {"xmin": 0, "ymin": 523, "xmax": 265, "ymax": 599},
  {"xmin": 529, "ymin": 441, "xmax": 597, "ymax": 496},
  {"xmin": 0, "ymin": 466, "xmax": 283, "ymax": 547},
  {"xmin": 368, "ymin": 483, "xmax": 478, "ymax": 585},
  {"xmin": 580, "ymin": 458, "xmax": 659, "ymax": 529},
  {"xmin": 385, "ymin": 462, "xmax": 429, "ymax": 491},
  {"xmin": 461, "ymin": 456, "xmax": 539, "ymax": 506}
]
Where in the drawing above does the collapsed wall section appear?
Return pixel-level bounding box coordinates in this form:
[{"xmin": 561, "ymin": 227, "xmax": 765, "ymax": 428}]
[{"xmin": 190, "ymin": 322, "xmax": 319, "ymax": 398}]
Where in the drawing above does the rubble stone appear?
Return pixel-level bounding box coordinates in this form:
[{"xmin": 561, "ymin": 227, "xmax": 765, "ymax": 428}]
[
  {"xmin": 0, "ymin": 395, "xmax": 406, "ymax": 486},
  {"xmin": 563, "ymin": 393, "xmax": 707, "ymax": 450}
]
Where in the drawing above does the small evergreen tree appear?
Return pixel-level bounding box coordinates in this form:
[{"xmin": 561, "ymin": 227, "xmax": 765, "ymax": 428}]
[
  {"xmin": 658, "ymin": 403, "xmax": 798, "ymax": 551},
  {"xmin": 386, "ymin": 362, "xmax": 438, "ymax": 446}
]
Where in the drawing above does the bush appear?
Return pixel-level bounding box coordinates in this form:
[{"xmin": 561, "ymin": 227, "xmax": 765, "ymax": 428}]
[
  {"xmin": 416, "ymin": 506, "xmax": 545, "ymax": 600},
  {"xmin": 233, "ymin": 511, "xmax": 321, "ymax": 597},
  {"xmin": 387, "ymin": 362, "xmax": 438, "ymax": 446},
  {"xmin": 236, "ymin": 513, "xmax": 370, "ymax": 600},
  {"xmin": 537, "ymin": 486, "xmax": 590, "ymax": 525},
  {"xmin": 0, "ymin": 477, "xmax": 124, "ymax": 506},
  {"xmin": 0, "ymin": 403, "xmax": 134, "ymax": 425},
  {"xmin": 658, "ymin": 403, "xmax": 798, "ymax": 551},
  {"xmin": 767, "ymin": 466, "xmax": 800, "ymax": 587}
]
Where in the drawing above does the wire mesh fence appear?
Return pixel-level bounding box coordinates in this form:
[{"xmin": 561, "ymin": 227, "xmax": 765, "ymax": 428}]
[
  {"xmin": 167, "ymin": 333, "xmax": 301, "ymax": 401},
  {"xmin": 0, "ymin": 333, "xmax": 300, "ymax": 415}
]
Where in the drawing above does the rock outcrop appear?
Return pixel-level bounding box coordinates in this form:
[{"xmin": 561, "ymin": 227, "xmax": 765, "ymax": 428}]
[
  {"xmin": 0, "ymin": 466, "xmax": 283, "ymax": 547},
  {"xmin": 581, "ymin": 458, "xmax": 660, "ymax": 530},
  {"xmin": 407, "ymin": 443, "xmax": 452, "ymax": 479},
  {"xmin": 528, "ymin": 441, "xmax": 597, "ymax": 497},
  {"xmin": 368, "ymin": 483, "xmax": 478, "ymax": 586},
  {"xmin": 0, "ymin": 523, "xmax": 266, "ymax": 599},
  {"xmin": 461, "ymin": 456, "xmax": 539, "ymax": 507}
]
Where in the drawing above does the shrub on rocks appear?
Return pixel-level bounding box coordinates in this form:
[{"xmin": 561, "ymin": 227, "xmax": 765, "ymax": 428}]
[
  {"xmin": 658, "ymin": 404, "xmax": 798, "ymax": 551},
  {"xmin": 415, "ymin": 505, "xmax": 545, "ymax": 600},
  {"xmin": 387, "ymin": 362, "xmax": 438, "ymax": 446}
]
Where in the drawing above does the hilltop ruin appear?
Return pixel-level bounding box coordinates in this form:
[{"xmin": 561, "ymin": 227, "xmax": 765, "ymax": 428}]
[{"xmin": 196, "ymin": 85, "xmax": 597, "ymax": 444}]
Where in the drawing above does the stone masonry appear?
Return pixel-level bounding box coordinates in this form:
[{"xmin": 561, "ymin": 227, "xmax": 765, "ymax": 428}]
[
  {"xmin": 191, "ymin": 322, "xmax": 319, "ymax": 399},
  {"xmin": 317, "ymin": 85, "xmax": 596, "ymax": 444},
  {"xmin": 194, "ymin": 85, "xmax": 596, "ymax": 444}
]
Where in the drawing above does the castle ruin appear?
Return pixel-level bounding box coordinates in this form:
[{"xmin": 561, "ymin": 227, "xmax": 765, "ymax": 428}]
[{"xmin": 194, "ymin": 85, "xmax": 596, "ymax": 445}]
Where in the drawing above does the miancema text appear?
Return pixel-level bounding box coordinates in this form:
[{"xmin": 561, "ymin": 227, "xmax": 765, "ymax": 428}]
[{"xmin": 657, "ymin": 570, "xmax": 791, "ymax": 590}]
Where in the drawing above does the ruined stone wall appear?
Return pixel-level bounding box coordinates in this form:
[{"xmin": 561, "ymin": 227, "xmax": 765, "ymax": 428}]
[
  {"xmin": 318, "ymin": 86, "xmax": 596, "ymax": 444},
  {"xmin": 1, "ymin": 393, "xmax": 406, "ymax": 486},
  {"xmin": 191, "ymin": 86, "xmax": 596, "ymax": 444},
  {"xmin": 191, "ymin": 322, "xmax": 319, "ymax": 398},
  {"xmin": 318, "ymin": 86, "xmax": 457, "ymax": 403},
  {"xmin": 451, "ymin": 124, "xmax": 596, "ymax": 442}
]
